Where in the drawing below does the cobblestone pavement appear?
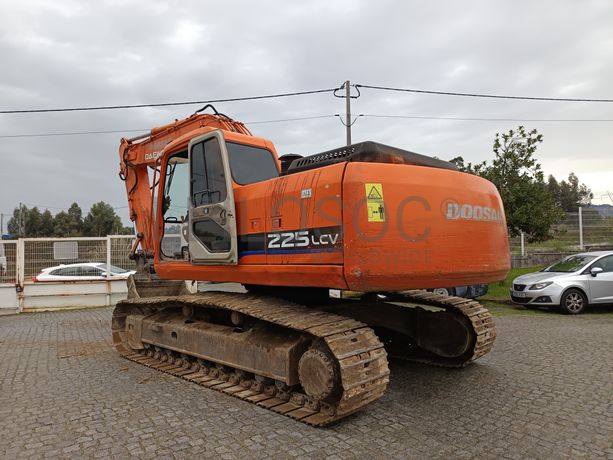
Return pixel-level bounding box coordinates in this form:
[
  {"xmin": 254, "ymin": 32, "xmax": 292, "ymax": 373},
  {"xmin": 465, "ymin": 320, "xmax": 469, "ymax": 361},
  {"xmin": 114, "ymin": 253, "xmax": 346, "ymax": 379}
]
[{"xmin": 0, "ymin": 306, "xmax": 612, "ymax": 459}]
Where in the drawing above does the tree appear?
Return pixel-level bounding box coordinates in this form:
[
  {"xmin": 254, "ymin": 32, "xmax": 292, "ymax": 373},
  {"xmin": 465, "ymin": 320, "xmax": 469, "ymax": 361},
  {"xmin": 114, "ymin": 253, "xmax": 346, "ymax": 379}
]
[
  {"xmin": 6, "ymin": 205, "xmax": 49, "ymax": 238},
  {"xmin": 547, "ymin": 173, "xmax": 593, "ymax": 212},
  {"xmin": 83, "ymin": 202, "xmax": 132, "ymax": 236},
  {"xmin": 6, "ymin": 204, "xmax": 28, "ymax": 237},
  {"xmin": 6, "ymin": 201, "xmax": 131, "ymax": 238},
  {"xmin": 67, "ymin": 202, "xmax": 83, "ymax": 236},
  {"xmin": 464, "ymin": 126, "xmax": 563, "ymax": 241},
  {"xmin": 53, "ymin": 211, "xmax": 72, "ymax": 237},
  {"xmin": 25, "ymin": 207, "xmax": 42, "ymax": 237},
  {"xmin": 449, "ymin": 155, "xmax": 486, "ymax": 175},
  {"xmin": 40, "ymin": 210, "xmax": 55, "ymax": 237},
  {"xmin": 449, "ymin": 156, "xmax": 466, "ymax": 171}
]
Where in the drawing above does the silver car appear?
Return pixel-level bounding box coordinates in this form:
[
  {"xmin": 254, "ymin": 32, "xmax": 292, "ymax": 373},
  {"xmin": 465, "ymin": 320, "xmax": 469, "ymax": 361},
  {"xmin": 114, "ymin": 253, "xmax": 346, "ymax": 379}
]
[{"xmin": 510, "ymin": 251, "xmax": 613, "ymax": 314}]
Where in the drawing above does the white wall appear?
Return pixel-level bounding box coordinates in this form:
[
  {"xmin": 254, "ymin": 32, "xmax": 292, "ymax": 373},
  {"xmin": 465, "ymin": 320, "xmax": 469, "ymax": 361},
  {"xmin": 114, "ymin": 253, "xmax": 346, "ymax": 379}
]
[
  {"xmin": 19, "ymin": 280, "xmax": 128, "ymax": 312},
  {"xmin": 0, "ymin": 285, "xmax": 18, "ymax": 315}
]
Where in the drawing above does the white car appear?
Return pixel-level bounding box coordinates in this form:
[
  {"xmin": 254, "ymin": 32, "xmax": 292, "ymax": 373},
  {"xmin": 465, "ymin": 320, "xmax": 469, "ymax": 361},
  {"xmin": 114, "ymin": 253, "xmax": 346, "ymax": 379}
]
[
  {"xmin": 34, "ymin": 263, "xmax": 135, "ymax": 282},
  {"xmin": 510, "ymin": 251, "xmax": 613, "ymax": 314}
]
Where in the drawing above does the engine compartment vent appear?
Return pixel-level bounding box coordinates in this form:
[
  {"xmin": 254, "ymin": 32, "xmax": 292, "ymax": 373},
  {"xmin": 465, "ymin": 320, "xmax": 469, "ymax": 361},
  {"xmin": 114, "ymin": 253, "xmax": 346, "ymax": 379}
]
[{"xmin": 285, "ymin": 141, "xmax": 458, "ymax": 174}]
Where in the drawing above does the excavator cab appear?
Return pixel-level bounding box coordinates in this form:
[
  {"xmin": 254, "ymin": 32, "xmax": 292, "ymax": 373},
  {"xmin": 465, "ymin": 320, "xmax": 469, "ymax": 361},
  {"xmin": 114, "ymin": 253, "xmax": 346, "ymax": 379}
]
[
  {"xmin": 158, "ymin": 127, "xmax": 281, "ymax": 267},
  {"xmin": 160, "ymin": 131, "xmax": 239, "ymax": 264}
]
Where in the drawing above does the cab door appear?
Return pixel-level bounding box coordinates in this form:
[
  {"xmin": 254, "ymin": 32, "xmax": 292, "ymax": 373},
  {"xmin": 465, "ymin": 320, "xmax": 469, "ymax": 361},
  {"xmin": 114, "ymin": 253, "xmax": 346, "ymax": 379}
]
[{"xmin": 188, "ymin": 131, "xmax": 238, "ymax": 264}]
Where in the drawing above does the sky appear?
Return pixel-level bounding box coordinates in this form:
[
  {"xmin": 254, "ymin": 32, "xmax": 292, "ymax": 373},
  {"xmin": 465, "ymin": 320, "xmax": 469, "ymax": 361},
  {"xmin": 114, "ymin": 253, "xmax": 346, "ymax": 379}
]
[{"xmin": 1, "ymin": 0, "xmax": 612, "ymax": 230}]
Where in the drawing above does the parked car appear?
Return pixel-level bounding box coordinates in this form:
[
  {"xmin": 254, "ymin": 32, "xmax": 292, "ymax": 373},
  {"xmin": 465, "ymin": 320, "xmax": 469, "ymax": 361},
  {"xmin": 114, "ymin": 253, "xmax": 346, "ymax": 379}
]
[
  {"xmin": 34, "ymin": 263, "xmax": 135, "ymax": 282},
  {"xmin": 510, "ymin": 251, "xmax": 613, "ymax": 314},
  {"xmin": 428, "ymin": 284, "xmax": 488, "ymax": 298}
]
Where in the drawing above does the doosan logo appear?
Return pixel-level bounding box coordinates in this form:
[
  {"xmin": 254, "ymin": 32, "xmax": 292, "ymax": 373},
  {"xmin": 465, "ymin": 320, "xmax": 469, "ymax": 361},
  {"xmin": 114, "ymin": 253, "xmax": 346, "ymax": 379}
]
[
  {"xmin": 144, "ymin": 151, "xmax": 162, "ymax": 161},
  {"xmin": 446, "ymin": 202, "xmax": 503, "ymax": 223}
]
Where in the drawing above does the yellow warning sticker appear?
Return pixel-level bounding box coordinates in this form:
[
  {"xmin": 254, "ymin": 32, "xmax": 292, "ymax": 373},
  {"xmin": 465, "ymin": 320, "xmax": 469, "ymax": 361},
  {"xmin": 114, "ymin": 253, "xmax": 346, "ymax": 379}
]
[{"xmin": 365, "ymin": 183, "xmax": 385, "ymax": 222}]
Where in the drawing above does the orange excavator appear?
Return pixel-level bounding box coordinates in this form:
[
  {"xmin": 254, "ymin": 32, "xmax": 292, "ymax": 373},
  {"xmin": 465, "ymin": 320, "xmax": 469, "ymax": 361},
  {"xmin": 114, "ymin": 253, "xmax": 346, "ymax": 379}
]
[{"xmin": 112, "ymin": 106, "xmax": 510, "ymax": 426}]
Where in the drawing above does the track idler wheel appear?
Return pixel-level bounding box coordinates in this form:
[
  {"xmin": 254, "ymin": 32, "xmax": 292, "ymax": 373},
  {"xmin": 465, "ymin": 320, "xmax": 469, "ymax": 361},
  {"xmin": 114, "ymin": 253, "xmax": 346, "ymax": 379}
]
[{"xmin": 298, "ymin": 347, "xmax": 340, "ymax": 402}]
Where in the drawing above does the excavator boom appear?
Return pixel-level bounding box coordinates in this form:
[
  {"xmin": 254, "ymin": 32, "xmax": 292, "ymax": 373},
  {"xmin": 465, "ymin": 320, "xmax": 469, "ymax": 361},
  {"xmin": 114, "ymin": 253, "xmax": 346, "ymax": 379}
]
[{"xmin": 119, "ymin": 110, "xmax": 251, "ymax": 255}]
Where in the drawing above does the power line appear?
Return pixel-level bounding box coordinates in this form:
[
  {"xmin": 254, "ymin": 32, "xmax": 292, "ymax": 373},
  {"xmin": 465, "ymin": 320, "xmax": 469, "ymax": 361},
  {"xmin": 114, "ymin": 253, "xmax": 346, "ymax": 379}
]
[
  {"xmin": 0, "ymin": 115, "xmax": 337, "ymax": 139},
  {"xmin": 356, "ymin": 84, "xmax": 613, "ymax": 103},
  {"xmin": 0, "ymin": 128, "xmax": 148, "ymax": 139},
  {"xmin": 245, "ymin": 114, "xmax": 336, "ymax": 124},
  {"xmin": 361, "ymin": 114, "xmax": 613, "ymax": 122},
  {"xmin": 2, "ymin": 111, "xmax": 613, "ymax": 141},
  {"xmin": 0, "ymin": 88, "xmax": 339, "ymax": 114},
  {"xmin": 3, "ymin": 82, "xmax": 613, "ymax": 117},
  {"xmin": 2, "ymin": 112, "xmax": 613, "ymax": 140}
]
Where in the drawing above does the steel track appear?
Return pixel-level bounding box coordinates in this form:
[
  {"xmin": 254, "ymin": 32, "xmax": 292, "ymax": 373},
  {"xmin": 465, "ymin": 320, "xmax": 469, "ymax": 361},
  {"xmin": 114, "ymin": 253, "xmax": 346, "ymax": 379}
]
[
  {"xmin": 112, "ymin": 292, "xmax": 390, "ymax": 426},
  {"xmin": 112, "ymin": 290, "xmax": 495, "ymax": 426},
  {"xmin": 397, "ymin": 290, "xmax": 496, "ymax": 366}
]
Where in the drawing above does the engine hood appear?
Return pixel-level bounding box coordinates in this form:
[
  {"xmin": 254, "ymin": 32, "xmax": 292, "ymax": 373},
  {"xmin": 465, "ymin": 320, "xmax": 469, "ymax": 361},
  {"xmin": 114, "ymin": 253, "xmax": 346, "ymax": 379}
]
[{"xmin": 513, "ymin": 271, "xmax": 572, "ymax": 285}]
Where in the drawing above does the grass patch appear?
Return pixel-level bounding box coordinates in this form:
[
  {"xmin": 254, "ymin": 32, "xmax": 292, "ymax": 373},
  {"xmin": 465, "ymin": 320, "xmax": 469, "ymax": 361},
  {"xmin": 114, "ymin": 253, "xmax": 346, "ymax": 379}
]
[
  {"xmin": 481, "ymin": 266, "xmax": 545, "ymax": 301},
  {"xmin": 479, "ymin": 266, "xmax": 546, "ymax": 316}
]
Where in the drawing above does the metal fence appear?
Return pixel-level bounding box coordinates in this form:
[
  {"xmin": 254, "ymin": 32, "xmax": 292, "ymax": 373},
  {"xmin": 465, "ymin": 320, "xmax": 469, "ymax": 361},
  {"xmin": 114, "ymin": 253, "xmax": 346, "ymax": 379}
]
[
  {"xmin": 0, "ymin": 240, "xmax": 17, "ymax": 284},
  {"xmin": 0, "ymin": 236, "xmax": 136, "ymax": 313},
  {"xmin": 110, "ymin": 236, "xmax": 135, "ymax": 271},
  {"xmin": 510, "ymin": 207, "xmax": 613, "ymax": 266},
  {"xmin": 17, "ymin": 235, "xmax": 135, "ymax": 284}
]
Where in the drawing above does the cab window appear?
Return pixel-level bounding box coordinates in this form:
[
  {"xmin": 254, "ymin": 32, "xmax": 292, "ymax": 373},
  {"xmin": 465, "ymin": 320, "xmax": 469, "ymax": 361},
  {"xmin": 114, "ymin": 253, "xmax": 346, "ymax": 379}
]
[
  {"xmin": 191, "ymin": 138, "xmax": 227, "ymax": 205},
  {"xmin": 226, "ymin": 142, "xmax": 279, "ymax": 185},
  {"xmin": 161, "ymin": 151, "xmax": 189, "ymax": 260},
  {"xmin": 591, "ymin": 255, "xmax": 613, "ymax": 273}
]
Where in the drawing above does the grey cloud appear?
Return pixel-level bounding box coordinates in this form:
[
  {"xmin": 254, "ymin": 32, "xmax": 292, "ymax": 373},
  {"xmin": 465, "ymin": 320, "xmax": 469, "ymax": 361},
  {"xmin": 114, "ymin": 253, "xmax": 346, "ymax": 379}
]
[{"xmin": 1, "ymin": 0, "xmax": 612, "ymax": 227}]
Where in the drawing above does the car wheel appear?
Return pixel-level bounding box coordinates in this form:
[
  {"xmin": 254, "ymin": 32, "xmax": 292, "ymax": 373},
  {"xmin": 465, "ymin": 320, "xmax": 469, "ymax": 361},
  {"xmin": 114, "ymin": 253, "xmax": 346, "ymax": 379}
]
[
  {"xmin": 560, "ymin": 289, "xmax": 588, "ymax": 315},
  {"xmin": 432, "ymin": 288, "xmax": 454, "ymax": 296}
]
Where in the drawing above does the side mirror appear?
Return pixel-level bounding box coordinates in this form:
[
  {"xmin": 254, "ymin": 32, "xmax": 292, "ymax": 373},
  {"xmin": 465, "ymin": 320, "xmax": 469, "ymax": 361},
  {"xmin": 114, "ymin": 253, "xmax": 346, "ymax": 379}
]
[{"xmin": 590, "ymin": 267, "xmax": 604, "ymax": 277}]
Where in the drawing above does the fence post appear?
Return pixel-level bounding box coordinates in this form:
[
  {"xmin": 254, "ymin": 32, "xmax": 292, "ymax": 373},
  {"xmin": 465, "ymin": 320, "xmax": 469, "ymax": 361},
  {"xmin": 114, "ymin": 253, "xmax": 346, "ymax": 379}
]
[
  {"xmin": 106, "ymin": 236, "xmax": 112, "ymax": 306},
  {"xmin": 520, "ymin": 231, "xmax": 525, "ymax": 257},
  {"xmin": 16, "ymin": 238, "xmax": 25, "ymax": 312},
  {"xmin": 578, "ymin": 206, "xmax": 584, "ymax": 250}
]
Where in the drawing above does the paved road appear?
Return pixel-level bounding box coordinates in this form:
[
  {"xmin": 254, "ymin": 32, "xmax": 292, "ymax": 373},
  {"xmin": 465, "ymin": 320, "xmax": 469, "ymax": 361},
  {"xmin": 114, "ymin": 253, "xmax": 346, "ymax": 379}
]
[{"xmin": 0, "ymin": 306, "xmax": 611, "ymax": 459}]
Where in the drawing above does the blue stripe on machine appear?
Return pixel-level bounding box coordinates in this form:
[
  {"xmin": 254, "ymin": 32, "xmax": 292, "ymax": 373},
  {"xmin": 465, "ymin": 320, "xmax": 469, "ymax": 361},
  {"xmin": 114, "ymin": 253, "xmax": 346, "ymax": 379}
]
[{"xmin": 239, "ymin": 247, "xmax": 341, "ymax": 257}]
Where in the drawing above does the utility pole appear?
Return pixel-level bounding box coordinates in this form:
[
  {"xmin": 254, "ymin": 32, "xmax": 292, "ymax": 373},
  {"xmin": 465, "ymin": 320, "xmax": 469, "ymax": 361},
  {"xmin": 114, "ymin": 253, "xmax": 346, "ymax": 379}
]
[
  {"xmin": 0, "ymin": 213, "xmax": 3, "ymax": 236},
  {"xmin": 19, "ymin": 202, "xmax": 23, "ymax": 237},
  {"xmin": 338, "ymin": 80, "xmax": 360, "ymax": 145},
  {"xmin": 345, "ymin": 80, "xmax": 352, "ymax": 146},
  {"xmin": 345, "ymin": 80, "xmax": 351, "ymax": 145}
]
